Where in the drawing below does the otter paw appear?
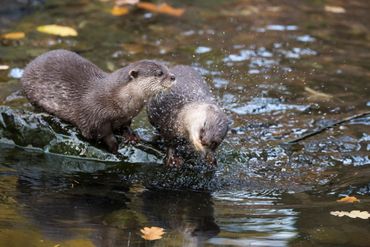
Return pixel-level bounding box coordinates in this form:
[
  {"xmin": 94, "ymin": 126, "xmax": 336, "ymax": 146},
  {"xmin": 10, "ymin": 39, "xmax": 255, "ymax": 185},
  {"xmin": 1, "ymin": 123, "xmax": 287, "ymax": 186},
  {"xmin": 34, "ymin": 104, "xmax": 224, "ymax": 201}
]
[
  {"xmin": 122, "ymin": 133, "xmax": 141, "ymax": 145},
  {"xmin": 166, "ymin": 155, "xmax": 184, "ymax": 167},
  {"xmin": 205, "ymin": 153, "xmax": 218, "ymax": 167}
]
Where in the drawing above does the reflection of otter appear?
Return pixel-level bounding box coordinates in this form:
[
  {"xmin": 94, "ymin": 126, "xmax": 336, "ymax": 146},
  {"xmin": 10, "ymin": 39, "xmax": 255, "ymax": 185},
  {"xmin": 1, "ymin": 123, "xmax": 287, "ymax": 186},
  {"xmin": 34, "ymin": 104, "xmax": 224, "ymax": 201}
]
[
  {"xmin": 21, "ymin": 49, "xmax": 175, "ymax": 153},
  {"xmin": 15, "ymin": 169, "xmax": 219, "ymax": 246},
  {"xmin": 15, "ymin": 172, "xmax": 130, "ymax": 242},
  {"xmin": 141, "ymin": 190, "xmax": 220, "ymax": 244},
  {"xmin": 147, "ymin": 65, "xmax": 229, "ymax": 166}
]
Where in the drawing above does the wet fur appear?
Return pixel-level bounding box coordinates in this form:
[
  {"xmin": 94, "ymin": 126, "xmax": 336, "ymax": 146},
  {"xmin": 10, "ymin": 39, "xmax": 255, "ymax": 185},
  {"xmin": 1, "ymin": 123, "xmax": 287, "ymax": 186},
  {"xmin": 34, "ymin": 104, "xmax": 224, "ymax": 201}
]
[
  {"xmin": 22, "ymin": 49, "xmax": 173, "ymax": 152},
  {"xmin": 147, "ymin": 65, "xmax": 229, "ymax": 165}
]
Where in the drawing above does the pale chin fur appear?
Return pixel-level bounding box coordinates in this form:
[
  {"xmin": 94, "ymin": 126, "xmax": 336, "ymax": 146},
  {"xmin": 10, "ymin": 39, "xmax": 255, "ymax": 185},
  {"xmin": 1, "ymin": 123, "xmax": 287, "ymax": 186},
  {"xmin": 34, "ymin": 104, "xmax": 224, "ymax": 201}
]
[{"xmin": 179, "ymin": 103, "xmax": 211, "ymax": 153}]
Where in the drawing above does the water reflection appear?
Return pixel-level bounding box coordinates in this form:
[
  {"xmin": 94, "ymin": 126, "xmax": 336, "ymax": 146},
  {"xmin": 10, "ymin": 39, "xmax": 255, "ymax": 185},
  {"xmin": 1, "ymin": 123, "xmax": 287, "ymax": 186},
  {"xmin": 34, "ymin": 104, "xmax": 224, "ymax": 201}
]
[{"xmin": 14, "ymin": 168, "xmax": 221, "ymax": 246}]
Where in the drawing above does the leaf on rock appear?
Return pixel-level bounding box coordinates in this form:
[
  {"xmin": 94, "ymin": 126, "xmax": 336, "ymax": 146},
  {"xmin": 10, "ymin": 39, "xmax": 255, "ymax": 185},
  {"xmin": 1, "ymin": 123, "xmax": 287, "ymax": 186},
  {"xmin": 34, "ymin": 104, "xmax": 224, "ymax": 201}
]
[
  {"xmin": 137, "ymin": 2, "xmax": 185, "ymax": 17},
  {"xmin": 1, "ymin": 32, "xmax": 25, "ymax": 40},
  {"xmin": 37, "ymin": 25, "xmax": 78, "ymax": 37},
  {"xmin": 111, "ymin": 6, "xmax": 129, "ymax": 16},
  {"xmin": 330, "ymin": 210, "xmax": 370, "ymax": 219},
  {"xmin": 337, "ymin": 196, "xmax": 360, "ymax": 203},
  {"xmin": 325, "ymin": 5, "xmax": 346, "ymax": 14},
  {"xmin": 140, "ymin": 226, "xmax": 165, "ymax": 240}
]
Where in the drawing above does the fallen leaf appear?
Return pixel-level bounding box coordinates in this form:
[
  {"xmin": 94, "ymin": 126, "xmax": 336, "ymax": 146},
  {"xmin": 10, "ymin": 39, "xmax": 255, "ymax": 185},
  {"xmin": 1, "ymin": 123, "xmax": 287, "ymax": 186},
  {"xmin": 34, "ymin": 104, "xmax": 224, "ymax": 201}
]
[
  {"xmin": 122, "ymin": 43, "xmax": 144, "ymax": 54},
  {"xmin": 37, "ymin": 25, "xmax": 78, "ymax": 37},
  {"xmin": 115, "ymin": 0, "xmax": 139, "ymax": 5},
  {"xmin": 1, "ymin": 32, "xmax": 26, "ymax": 40},
  {"xmin": 137, "ymin": 2, "xmax": 185, "ymax": 17},
  {"xmin": 325, "ymin": 5, "xmax": 346, "ymax": 14},
  {"xmin": 337, "ymin": 196, "xmax": 360, "ymax": 203},
  {"xmin": 330, "ymin": 210, "xmax": 370, "ymax": 219},
  {"xmin": 106, "ymin": 61, "xmax": 116, "ymax": 71},
  {"xmin": 111, "ymin": 6, "xmax": 129, "ymax": 16},
  {"xmin": 0, "ymin": 65, "xmax": 10, "ymax": 70},
  {"xmin": 305, "ymin": 86, "xmax": 333, "ymax": 101},
  {"xmin": 140, "ymin": 226, "xmax": 165, "ymax": 240}
]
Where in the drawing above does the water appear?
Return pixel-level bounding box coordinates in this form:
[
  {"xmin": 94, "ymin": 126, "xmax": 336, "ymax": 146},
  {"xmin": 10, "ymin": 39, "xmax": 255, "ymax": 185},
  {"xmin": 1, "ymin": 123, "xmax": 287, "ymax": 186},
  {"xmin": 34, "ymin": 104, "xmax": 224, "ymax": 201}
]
[{"xmin": 0, "ymin": 0, "xmax": 370, "ymax": 246}]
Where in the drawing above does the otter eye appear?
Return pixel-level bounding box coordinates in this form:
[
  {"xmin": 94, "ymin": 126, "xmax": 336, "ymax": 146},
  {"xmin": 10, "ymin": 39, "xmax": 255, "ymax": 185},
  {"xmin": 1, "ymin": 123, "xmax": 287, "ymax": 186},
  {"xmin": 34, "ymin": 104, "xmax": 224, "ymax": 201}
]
[{"xmin": 157, "ymin": 71, "xmax": 164, "ymax": 77}]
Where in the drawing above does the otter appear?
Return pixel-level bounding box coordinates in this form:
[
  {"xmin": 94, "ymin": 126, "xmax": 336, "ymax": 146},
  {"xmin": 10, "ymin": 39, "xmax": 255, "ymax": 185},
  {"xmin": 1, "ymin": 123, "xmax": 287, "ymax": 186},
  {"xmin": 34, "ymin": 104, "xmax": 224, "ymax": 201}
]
[
  {"xmin": 21, "ymin": 49, "xmax": 176, "ymax": 153},
  {"xmin": 147, "ymin": 65, "xmax": 229, "ymax": 166}
]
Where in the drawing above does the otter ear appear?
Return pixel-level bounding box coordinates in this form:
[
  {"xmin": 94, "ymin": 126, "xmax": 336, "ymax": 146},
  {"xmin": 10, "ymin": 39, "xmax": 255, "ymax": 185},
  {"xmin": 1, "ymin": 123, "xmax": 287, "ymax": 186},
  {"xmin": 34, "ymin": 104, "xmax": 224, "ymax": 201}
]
[{"xmin": 129, "ymin": 70, "xmax": 139, "ymax": 79}]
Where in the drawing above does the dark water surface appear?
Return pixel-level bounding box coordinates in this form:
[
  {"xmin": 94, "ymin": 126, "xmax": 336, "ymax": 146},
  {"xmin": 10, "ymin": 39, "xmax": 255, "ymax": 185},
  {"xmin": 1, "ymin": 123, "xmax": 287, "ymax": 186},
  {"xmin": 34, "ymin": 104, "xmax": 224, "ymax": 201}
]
[{"xmin": 0, "ymin": 0, "xmax": 370, "ymax": 246}]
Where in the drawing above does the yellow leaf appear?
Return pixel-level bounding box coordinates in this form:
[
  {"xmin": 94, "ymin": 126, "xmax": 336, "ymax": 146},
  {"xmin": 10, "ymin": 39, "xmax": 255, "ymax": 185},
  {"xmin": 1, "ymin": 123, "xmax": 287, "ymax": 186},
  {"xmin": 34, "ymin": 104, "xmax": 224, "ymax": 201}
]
[
  {"xmin": 1, "ymin": 32, "xmax": 26, "ymax": 40},
  {"xmin": 122, "ymin": 43, "xmax": 144, "ymax": 54},
  {"xmin": 305, "ymin": 86, "xmax": 333, "ymax": 101},
  {"xmin": 37, "ymin": 25, "xmax": 78, "ymax": 37},
  {"xmin": 140, "ymin": 226, "xmax": 165, "ymax": 240},
  {"xmin": 115, "ymin": 0, "xmax": 139, "ymax": 5},
  {"xmin": 111, "ymin": 6, "xmax": 129, "ymax": 16},
  {"xmin": 0, "ymin": 65, "xmax": 10, "ymax": 70},
  {"xmin": 325, "ymin": 5, "xmax": 346, "ymax": 14},
  {"xmin": 337, "ymin": 196, "xmax": 360, "ymax": 203},
  {"xmin": 137, "ymin": 2, "xmax": 185, "ymax": 17},
  {"xmin": 330, "ymin": 210, "xmax": 370, "ymax": 219}
]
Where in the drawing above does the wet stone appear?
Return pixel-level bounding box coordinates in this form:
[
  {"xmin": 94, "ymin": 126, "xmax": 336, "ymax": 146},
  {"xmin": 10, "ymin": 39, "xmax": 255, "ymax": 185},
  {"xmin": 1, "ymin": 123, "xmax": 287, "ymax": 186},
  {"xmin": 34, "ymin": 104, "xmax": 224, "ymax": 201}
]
[{"xmin": 0, "ymin": 106, "xmax": 160, "ymax": 163}]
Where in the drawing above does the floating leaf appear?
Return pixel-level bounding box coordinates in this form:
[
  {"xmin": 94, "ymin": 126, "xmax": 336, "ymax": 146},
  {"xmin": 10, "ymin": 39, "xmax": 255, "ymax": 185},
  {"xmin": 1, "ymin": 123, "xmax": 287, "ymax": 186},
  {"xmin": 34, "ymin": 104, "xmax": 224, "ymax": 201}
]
[
  {"xmin": 325, "ymin": 5, "xmax": 346, "ymax": 14},
  {"xmin": 1, "ymin": 32, "xmax": 25, "ymax": 40},
  {"xmin": 122, "ymin": 43, "xmax": 144, "ymax": 54},
  {"xmin": 115, "ymin": 0, "xmax": 139, "ymax": 5},
  {"xmin": 0, "ymin": 65, "xmax": 10, "ymax": 70},
  {"xmin": 137, "ymin": 2, "xmax": 185, "ymax": 17},
  {"xmin": 140, "ymin": 226, "xmax": 165, "ymax": 240},
  {"xmin": 305, "ymin": 86, "xmax": 333, "ymax": 101},
  {"xmin": 330, "ymin": 210, "xmax": 370, "ymax": 219},
  {"xmin": 111, "ymin": 6, "xmax": 129, "ymax": 16},
  {"xmin": 37, "ymin": 25, "xmax": 78, "ymax": 37},
  {"xmin": 337, "ymin": 196, "xmax": 360, "ymax": 203}
]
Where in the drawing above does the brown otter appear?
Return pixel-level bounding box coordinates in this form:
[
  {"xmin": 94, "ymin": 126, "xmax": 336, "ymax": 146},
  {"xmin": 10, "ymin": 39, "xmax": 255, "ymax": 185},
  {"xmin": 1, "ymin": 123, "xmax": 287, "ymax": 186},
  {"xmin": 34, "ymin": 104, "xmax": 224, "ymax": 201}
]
[
  {"xmin": 21, "ymin": 49, "xmax": 176, "ymax": 153},
  {"xmin": 147, "ymin": 65, "xmax": 229, "ymax": 166}
]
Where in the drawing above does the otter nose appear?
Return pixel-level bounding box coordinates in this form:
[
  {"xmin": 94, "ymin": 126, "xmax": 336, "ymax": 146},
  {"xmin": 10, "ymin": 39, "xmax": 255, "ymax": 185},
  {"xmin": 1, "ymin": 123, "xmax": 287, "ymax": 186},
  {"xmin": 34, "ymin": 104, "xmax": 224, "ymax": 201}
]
[{"xmin": 170, "ymin": 73, "xmax": 176, "ymax": 81}]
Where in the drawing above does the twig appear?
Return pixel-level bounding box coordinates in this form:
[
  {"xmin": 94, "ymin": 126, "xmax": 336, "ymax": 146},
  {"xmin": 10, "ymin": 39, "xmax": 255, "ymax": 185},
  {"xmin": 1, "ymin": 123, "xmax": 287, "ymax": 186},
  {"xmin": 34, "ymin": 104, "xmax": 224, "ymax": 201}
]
[{"xmin": 283, "ymin": 111, "xmax": 370, "ymax": 144}]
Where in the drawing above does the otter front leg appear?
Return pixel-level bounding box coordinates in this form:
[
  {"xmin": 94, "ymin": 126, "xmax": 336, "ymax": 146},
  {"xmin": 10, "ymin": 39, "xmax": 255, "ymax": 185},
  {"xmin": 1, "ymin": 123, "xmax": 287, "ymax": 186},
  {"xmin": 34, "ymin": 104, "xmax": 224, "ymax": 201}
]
[
  {"xmin": 99, "ymin": 122, "xmax": 118, "ymax": 153},
  {"xmin": 165, "ymin": 147, "xmax": 184, "ymax": 167}
]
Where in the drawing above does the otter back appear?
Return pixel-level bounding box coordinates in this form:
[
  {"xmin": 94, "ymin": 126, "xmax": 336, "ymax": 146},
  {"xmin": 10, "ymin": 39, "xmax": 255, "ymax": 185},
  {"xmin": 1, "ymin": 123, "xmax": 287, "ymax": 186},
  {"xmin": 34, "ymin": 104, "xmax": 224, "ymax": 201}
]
[{"xmin": 21, "ymin": 49, "xmax": 107, "ymax": 125}]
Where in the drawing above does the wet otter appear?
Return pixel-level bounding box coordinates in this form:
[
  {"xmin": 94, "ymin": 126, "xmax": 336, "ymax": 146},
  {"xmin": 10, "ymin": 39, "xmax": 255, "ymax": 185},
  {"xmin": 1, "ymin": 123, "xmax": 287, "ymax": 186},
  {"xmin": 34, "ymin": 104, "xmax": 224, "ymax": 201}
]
[
  {"xmin": 147, "ymin": 65, "xmax": 229, "ymax": 166},
  {"xmin": 21, "ymin": 49, "xmax": 176, "ymax": 153}
]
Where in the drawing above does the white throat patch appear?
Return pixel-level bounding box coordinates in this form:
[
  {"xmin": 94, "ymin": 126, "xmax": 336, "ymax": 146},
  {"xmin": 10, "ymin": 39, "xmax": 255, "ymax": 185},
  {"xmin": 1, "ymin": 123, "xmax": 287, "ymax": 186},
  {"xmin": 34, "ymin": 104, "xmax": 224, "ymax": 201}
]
[{"xmin": 179, "ymin": 102, "xmax": 211, "ymax": 152}]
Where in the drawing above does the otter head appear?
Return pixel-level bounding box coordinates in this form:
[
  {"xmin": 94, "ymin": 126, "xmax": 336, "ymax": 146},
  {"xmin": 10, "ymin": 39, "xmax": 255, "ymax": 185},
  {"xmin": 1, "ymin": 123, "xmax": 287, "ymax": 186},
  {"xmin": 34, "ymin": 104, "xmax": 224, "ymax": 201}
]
[
  {"xmin": 183, "ymin": 103, "xmax": 229, "ymax": 166},
  {"xmin": 127, "ymin": 60, "xmax": 176, "ymax": 96}
]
